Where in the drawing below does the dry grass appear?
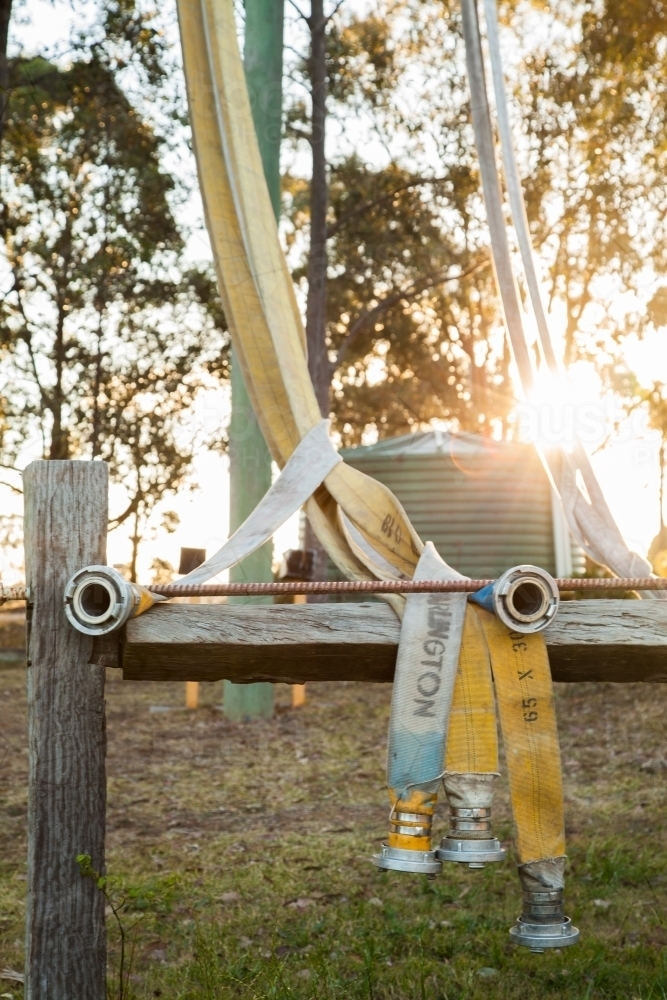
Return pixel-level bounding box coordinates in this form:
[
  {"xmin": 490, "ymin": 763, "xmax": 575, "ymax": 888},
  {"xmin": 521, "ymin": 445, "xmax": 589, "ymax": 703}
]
[{"xmin": 1, "ymin": 664, "xmax": 667, "ymax": 999}]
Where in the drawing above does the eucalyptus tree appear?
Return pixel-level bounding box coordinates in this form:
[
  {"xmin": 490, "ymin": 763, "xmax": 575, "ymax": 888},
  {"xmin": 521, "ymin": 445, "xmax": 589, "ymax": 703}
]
[
  {"xmin": 0, "ymin": 6, "xmax": 228, "ymax": 575},
  {"xmin": 513, "ymin": 0, "xmax": 667, "ymax": 364},
  {"xmin": 283, "ymin": 0, "xmax": 510, "ymax": 447}
]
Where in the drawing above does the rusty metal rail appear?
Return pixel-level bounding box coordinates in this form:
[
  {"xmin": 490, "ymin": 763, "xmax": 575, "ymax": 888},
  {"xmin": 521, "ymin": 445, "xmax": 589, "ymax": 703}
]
[
  {"xmin": 149, "ymin": 577, "xmax": 667, "ymax": 598},
  {"xmin": 4, "ymin": 577, "xmax": 667, "ymax": 606}
]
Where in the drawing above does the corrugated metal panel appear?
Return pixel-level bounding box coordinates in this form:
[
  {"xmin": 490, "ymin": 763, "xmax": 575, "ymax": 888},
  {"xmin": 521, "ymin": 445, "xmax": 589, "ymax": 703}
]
[{"xmin": 341, "ymin": 433, "xmax": 557, "ymax": 578}]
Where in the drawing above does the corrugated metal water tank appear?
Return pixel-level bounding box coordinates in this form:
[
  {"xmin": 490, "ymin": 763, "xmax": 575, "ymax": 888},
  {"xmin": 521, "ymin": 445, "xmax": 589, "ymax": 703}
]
[{"xmin": 341, "ymin": 430, "xmax": 581, "ymax": 579}]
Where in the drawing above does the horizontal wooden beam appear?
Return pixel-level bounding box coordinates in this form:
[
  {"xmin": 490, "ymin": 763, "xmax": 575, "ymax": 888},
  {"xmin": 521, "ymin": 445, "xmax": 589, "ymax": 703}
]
[{"xmin": 118, "ymin": 600, "xmax": 667, "ymax": 685}]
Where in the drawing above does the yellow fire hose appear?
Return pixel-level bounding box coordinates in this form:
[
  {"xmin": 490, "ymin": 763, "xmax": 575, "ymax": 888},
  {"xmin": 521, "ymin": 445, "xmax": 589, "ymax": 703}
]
[
  {"xmin": 182, "ymin": 0, "xmax": 580, "ymax": 948},
  {"xmin": 474, "ymin": 607, "xmax": 578, "ymax": 949},
  {"xmin": 60, "ymin": 0, "xmax": 581, "ymax": 951},
  {"xmin": 439, "ymin": 607, "xmax": 505, "ymax": 868},
  {"xmin": 177, "ymin": 0, "xmax": 423, "ymax": 592}
]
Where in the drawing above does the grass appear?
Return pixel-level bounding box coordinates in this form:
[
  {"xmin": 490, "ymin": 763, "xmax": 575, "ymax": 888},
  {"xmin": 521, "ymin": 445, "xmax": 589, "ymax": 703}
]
[{"xmin": 1, "ymin": 665, "xmax": 667, "ymax": 998}]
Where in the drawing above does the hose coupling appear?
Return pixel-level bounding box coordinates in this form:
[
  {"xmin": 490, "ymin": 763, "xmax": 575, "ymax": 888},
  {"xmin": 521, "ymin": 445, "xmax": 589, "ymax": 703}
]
[
  {"xmin": 436, "ymin": 806, "xmax": 505, "ymax": 868},
  {"xmin": 510, "ymin": 888, "xmax": 579, "ymax": 952},
  {"xmin": 64, "ymin": 565, "xmax": 164, "ymax": 636},
  {"xmin": 372, "ymin": 844, "xmax": 442, "ymax": 875},
  {"xmin": 470, "ymin": 565, "xmax": 559, "ymax": 634},
  {"xmin": 372, "ymin": 811, "xmax": 441, "ymax": 875}
]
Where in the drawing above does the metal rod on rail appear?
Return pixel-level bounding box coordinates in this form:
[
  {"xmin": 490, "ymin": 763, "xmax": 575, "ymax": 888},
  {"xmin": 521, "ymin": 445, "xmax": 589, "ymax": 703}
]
[
  {"xmin": 150, "ymin": 578, "xmax": 667, "ymax": 597},
  {"xmin": 5, "ymin": 577, "xmax": 667, "ymax": 607}
]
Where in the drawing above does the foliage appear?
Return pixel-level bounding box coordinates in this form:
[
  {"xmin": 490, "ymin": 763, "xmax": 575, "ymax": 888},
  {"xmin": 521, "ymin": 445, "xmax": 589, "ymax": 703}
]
[
  {"xmin": 283, "ymin": 0, "xmax": 515, "ymax": 445},
  {"xmin": 150, "ymin": 556, "xmax": 176, "ymax": 585},
  {"xmin": 283, "ymin": 0, "xmax": 667, "ymax": 447},
  {"xmin": 515, "ymin": 0, "xmax": 667, "ymax": 364},
  {"xmin": 290, "ymin": 156, "xmax": 509, "ymax": 443},
  {"xmin": 77, "ymin": 853, "xmax": 180, "ymax": 1000},
  {"xmin": 0, "ymin": 2, "xmax": 228, "ymax": 566}
]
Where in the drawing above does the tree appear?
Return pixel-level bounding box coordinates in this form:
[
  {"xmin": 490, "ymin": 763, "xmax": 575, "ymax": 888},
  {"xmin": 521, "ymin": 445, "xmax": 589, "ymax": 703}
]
[
  {"xmin": 281, "ymin": 0, "xmax": 518, "ymax": 576},
  {"xmin": 515, "ymin": 0, "xmax": 667, "ymax": 365},
  {"xmin": 0, "ymin": 8, "xmax": 228, "ymax": 570},
  {"xmin": 283, "ymin": 0, "xmax": 667, "ymax": 434},
  {"xmin": 0, "ymin": 0, "xmax": 11, "ymax": 146},
  {"xmin": 283, "ymin": 0, "xmax": 518, "ymax": 447}
]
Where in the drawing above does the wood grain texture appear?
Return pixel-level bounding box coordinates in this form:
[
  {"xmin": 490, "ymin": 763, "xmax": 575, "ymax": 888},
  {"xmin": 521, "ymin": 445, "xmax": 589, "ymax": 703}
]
[
  {"xmin": 24, "ymin": 461, "xmax": 108, "ymax": 1000},
  {"xmin": 121, "ymin": 599, "xmax": 667, "ymax": 684}
]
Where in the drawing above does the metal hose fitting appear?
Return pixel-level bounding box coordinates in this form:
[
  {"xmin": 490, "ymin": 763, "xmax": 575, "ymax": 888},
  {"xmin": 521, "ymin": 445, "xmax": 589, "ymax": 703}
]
[
  {"xmin": 510, "ymin": 860, "xmax": 579, "ymax": 952},
  {"xmin": 436, "ymin": 804, "xmax": 505, "ymax": 868},
  {"xmin": 64, "ymin": 565, "xmax": 164, "ymax": 636},
  {"xmin": 436, "ymin": 773, "xmax": 505, "ymax": 868},
  {"xmin": 372, "ymin": 810, "xmax": 442, "ymax": 875},
  {"xmin": 470, "ymin": 565, "xmax": 559, "ymax": 634}
]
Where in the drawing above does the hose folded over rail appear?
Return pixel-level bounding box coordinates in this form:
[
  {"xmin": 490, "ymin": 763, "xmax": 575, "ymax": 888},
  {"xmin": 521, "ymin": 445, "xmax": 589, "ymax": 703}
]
[
  {"xmin": 373, "ymin": 544, "xmax": 467, "ymax": 873},
  {"xmin": 177, "ymin": 0, "xmax": 423, "ymax": 608},
  {"xmin": 52, "ymin": 0, "xmax": 661, "ymax": 949},
  {"xmin": 173, "ymin": 0, "xmax": 659, "ymax": 607}
]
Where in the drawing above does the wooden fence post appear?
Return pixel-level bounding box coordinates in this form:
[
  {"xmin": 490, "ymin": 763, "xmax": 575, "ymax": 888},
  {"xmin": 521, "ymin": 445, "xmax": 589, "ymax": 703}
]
[{"xmin": 24, "ymin": 461, "xmax": 108, "ymax": 1000}]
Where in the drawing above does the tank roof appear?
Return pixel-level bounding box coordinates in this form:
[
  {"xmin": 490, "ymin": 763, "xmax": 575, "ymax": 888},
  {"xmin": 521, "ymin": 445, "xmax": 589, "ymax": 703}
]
[{"xmin": 340, "ymin": 429, "xmax": 532, "ymax": 460}]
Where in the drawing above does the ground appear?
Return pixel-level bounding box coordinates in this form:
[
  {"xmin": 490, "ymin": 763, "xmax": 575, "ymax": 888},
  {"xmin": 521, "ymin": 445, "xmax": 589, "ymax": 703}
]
[{"xmin": 1, "ymin": 665, "xmax": 666, "ymax": 999}]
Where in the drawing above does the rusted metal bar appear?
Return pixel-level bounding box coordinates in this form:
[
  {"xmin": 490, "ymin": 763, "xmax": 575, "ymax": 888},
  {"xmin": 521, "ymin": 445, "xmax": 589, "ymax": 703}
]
[
  {"xmin": 7, "ymin": 577, "xmax": 667, "ymax": 606},
  {"xmin": 149, "ymin": 577, "xmax": 667, "ymax": 598}
]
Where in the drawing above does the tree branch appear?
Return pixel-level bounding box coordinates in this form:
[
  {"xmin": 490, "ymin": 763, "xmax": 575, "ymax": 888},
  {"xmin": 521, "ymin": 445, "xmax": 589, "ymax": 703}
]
[
  {"xmin": 8, "ymin": 270, "xmax": 50, "ymax": 413},
  {"xmin": 286, "ymin": 0, "xmax": 309, "ymax": 22},
  {"xmin": 326, "ymin": 176, "xmax": 448, "ymax": 239},
  {"xmin": 333, "ymin": 259, "xmax": 489, "ymax": 370},
  {"xmin": 108, "ymin": 493, "xmax": 142, "ymax": 530},
  {"xmin": 285, "ymin": 122, "xmax": 313, "ymax": 145},
  {"xmin": 323, "ymin": 0, "xmax": 347, "ymax": 24}
]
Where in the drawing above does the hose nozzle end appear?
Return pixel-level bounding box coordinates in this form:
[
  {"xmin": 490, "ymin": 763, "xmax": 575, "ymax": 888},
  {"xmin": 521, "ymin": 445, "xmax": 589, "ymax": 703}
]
[
  {"xmin": 64, "ymin": 565, "xmax": 159, "ymax": 636},
  {"xmin": 372, "ymin": 809, "xmax": 441, "ymax": 875},
  {"xmin": 372, "ymin": 845, "xmax": 442, "ymax": 875},
  {"xmin": 472, "ymin": 565, "xmax": 559, "ymax": 634}
]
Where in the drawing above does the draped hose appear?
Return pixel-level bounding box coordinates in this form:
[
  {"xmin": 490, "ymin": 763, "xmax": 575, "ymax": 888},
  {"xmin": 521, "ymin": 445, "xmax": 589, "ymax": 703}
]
[
  {"xmin": 373, "ymin": 544, "xmax": 467, "ymax": 875},
  {"xmin": 74, "ymin": 0, "xmax": 645, "ymax": 952},
  {"xmin": 475, "ymin": 608, "xmax": 579, "ymax": 950},
  {"xmin": 374, "ymin": 564, "xmax": 578, "ymax": 949},
  {"xmin": 438, "ymin": 607, "xmax": 505, "ymax": 868}
]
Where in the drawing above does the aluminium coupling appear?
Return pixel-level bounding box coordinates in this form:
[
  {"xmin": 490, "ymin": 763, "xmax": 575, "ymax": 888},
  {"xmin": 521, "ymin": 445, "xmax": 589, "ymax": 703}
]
[
  {"xmin": 64, "ymin": 565, "xmax": 162, "ymax": 636},
  {"xmin": 470, "ymin": 564, "xmax": 559, "ymax": 634}
]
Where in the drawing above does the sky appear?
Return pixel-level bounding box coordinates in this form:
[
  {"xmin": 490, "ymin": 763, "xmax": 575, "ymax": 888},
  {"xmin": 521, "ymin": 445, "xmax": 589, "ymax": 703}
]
[{"xmin": 0, "ymin": 0, "xmax": 665, "ymax": 585}]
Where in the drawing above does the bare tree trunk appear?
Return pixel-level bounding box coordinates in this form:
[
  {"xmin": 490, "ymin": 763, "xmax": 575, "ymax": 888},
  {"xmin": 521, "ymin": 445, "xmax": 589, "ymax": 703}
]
[
  {"xmin": 0, "ymin": 0, "xmax": 12, "ymax": 148},
  {"xmin": 302, "ymin": 0, "xmax": 332, "ymax": 588},
  {"xmin": 48, "ymin": 309, "xmax": 70, "ymax": 459},
  {"xmin": 305, "ymin": 0, "xmax": 329, "ymax": 417},
  {"xmin": 129, "ymin": 510, "xmax": 140, "ymax": 583}
]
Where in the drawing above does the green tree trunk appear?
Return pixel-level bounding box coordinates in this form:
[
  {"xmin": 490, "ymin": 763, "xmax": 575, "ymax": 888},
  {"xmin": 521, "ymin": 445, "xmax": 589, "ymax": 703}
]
[{"xmin": 224, "ymin": 0, "xmax": 284, "ymax": 722}]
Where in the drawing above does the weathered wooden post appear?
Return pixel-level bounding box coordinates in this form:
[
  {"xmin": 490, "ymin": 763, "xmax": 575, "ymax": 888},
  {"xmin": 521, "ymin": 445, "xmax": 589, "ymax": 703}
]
[{"xmin": 24, "ymin": 461, "xmax": 108, "ymax": 999}]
